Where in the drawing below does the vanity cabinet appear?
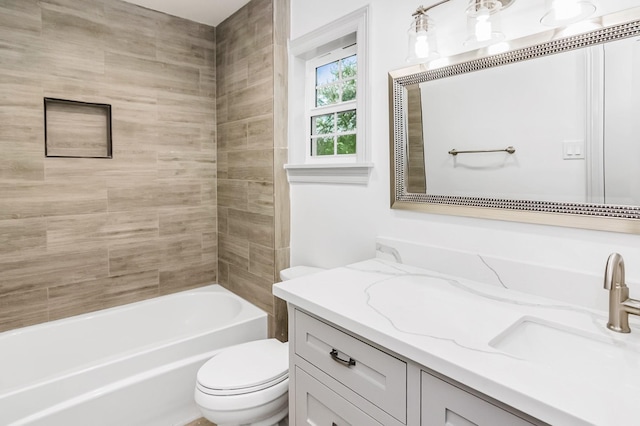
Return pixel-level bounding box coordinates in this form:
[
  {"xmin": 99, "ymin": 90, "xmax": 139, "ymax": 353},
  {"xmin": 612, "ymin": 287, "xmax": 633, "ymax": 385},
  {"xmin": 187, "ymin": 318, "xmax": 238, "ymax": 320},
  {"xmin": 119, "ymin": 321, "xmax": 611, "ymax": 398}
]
[
  {"xmin": 292, "ymin": 309, "xmax": 411, "ymax": 425},
  {"xmin": 421, "ymin": 371, "xmax": 537, "ymax": 426},
  {"xmin": 293, "ymin": 309, "xmax": 407, "ymax": 422},
  {"xmin": 295, "ymin": 366, "xmax": 383, "ymax": 425},
  {"xmin": 290, "ymin": 308, "xmax": 544, "ymax": 426}
]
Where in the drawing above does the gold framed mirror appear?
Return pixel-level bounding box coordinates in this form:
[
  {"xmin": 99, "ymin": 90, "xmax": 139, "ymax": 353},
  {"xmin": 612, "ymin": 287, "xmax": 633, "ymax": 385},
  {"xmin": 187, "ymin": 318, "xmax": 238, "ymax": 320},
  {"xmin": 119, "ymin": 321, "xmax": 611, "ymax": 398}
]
[{"xmin": 389, "ymin": 7, "xmax": 640, "ymax": 233}]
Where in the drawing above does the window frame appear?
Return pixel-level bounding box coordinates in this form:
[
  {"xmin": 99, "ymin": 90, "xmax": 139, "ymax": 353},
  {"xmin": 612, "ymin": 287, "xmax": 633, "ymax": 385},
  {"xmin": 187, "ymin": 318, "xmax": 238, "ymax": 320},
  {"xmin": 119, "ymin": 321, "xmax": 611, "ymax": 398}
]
[
  {"xmin": 307, "ymin": 44, "xmax": 358, "ymax": 161},
  {"xmin": 286, "ymin": 6, "xmax": 372, "ymax": 184}
]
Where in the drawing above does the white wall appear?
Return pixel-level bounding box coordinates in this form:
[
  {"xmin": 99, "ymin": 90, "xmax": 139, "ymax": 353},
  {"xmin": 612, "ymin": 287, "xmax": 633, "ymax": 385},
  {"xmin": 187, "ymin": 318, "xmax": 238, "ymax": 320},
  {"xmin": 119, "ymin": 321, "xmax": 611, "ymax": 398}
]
[{"xmin": 289, "ymin": 0, "xmax": 640, "ymax": 289}]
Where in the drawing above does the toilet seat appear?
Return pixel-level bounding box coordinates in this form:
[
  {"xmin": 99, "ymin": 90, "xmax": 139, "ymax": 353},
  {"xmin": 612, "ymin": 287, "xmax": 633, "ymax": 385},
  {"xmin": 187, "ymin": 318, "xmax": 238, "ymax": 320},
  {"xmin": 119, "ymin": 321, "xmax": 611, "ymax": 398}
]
[{"xmin": 197, "ymin": 339, "xmax": 289, "ymax": 396}]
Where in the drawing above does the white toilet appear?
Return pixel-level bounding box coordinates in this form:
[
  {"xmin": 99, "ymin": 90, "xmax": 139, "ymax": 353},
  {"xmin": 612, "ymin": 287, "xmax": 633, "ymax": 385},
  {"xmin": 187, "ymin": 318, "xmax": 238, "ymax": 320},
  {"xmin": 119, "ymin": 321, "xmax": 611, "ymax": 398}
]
[
  {"xmin": 195, "ymin": 339, "xmax": 289, "ymax": 426},
  {"xmin": 195, "ymin": 266, "xmax": 325, "ymax": 426}
]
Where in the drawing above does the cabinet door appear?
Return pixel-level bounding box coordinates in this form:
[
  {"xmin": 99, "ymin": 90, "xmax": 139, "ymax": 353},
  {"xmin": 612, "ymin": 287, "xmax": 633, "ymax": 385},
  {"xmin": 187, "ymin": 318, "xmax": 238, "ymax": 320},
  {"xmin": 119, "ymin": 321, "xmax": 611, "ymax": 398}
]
[
  {"xmin": 295, "ymin": 367, "xmax": 384, "ymax": 426},
  {"xmin": 421, "ymin": 372, "xmax": 535, "ymax": 426}
]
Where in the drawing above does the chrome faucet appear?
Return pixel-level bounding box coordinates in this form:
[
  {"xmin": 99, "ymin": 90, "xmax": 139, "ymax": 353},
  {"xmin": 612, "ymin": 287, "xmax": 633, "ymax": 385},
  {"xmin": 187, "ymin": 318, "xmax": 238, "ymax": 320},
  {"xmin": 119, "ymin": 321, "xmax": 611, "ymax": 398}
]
[{"xmin": 604, "ymin": 253, "xmax": 640, "ymax": 333}]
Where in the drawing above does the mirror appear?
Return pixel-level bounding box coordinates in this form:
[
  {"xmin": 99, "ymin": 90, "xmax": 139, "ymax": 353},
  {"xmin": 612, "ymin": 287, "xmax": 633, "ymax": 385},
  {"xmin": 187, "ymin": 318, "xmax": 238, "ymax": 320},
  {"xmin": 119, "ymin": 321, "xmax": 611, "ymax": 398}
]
[{"xmin": 389, "ymin": 7, "xmax": 640, "ymax": 233}]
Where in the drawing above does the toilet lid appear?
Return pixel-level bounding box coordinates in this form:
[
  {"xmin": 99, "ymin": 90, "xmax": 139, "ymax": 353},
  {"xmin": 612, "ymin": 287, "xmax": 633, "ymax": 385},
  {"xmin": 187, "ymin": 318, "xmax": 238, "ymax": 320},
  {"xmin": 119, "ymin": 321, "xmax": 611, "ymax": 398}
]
[{"xmin": 197, "ymin": 339, "xmax": 289, "ymax": 395}]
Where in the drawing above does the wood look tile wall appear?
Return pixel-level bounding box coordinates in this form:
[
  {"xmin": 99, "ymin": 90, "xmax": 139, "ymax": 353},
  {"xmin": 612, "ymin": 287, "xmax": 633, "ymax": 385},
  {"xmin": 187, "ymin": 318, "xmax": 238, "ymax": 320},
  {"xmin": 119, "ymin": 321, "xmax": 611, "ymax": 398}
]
[
  {"xmin": 406, "ymin": 87, "xmax": 426, "ymax": 193},
  {"xmin": 0, "ymin": 0, "xmax": 217, "ymax": 332},
  {"xmin": 272, "ymin": 0, "xmax": 291, "ymax": 342},
  {"xmin": 216, "ymin": 0, "xmax": 290, "ymax": 339}
]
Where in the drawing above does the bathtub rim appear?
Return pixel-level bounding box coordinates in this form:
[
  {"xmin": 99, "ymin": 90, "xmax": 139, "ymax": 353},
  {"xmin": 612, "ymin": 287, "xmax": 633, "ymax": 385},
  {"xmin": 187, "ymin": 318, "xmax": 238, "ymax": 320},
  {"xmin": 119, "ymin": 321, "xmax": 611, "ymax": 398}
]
[
  {"xmin": 0, "ymin": 284, "xmax": 264, "ymax": 340},
  {"xmin": 0, "ymin": 284, "xmax": 267, "ymax": 396}
]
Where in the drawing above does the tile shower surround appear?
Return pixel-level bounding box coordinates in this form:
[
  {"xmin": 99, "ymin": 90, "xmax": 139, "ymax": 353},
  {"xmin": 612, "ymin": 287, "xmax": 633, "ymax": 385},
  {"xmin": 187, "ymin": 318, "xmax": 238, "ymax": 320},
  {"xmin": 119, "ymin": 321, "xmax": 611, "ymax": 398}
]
[
  {"xmin": 216, "ymin": 0, "xmax": 290, "ymax": 340},
  {"xmin": 0, "ymin": 0, "xmax": 290, "ymax": 336}
]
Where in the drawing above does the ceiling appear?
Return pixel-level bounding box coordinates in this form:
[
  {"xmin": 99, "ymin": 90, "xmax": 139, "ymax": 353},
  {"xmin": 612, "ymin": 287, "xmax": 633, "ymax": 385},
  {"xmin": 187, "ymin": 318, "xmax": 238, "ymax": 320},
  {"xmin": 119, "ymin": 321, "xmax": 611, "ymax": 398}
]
[{"xmin": 120, "ymin": 0, "xmax": 251, "ymax": 26}]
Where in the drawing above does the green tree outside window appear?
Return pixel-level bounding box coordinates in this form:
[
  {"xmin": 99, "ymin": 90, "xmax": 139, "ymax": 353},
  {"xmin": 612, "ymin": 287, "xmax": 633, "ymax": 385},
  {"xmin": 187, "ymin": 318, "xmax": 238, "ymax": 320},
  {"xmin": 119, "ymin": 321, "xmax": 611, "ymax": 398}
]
[{"xmin": 311, "ymin": 54, "xmax": 357, "ymax": 156}]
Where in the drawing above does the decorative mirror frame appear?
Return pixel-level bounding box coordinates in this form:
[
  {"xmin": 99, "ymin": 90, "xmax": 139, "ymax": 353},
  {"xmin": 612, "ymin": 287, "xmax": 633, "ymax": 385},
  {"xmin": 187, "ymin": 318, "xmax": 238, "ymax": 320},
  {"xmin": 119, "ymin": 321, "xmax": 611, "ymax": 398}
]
[{"xmin": 389, "ymin": 7, "xmax": 640, "ymax": 234}]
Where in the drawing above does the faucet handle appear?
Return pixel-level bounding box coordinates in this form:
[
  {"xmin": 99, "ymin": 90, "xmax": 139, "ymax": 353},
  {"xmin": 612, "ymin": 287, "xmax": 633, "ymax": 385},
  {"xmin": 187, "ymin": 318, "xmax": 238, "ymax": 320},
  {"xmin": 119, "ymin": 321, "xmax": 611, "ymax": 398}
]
[{"xmin": 604, "ymin": 252, "xmax": 625, "ymax": 290}]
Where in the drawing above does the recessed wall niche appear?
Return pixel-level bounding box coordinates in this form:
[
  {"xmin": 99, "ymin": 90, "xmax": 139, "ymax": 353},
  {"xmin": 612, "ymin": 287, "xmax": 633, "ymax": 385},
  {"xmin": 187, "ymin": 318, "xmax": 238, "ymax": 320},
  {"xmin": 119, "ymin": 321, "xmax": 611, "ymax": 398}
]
[{"xmin": 44, "ymin": 98, "xmax": 112, "ymax": 158}]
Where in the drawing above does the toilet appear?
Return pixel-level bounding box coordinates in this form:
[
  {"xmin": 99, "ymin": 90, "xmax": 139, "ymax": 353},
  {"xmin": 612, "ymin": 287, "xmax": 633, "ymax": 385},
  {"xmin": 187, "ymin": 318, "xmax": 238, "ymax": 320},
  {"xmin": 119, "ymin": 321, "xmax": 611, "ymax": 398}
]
[
  {"xmin": 195, "ymin": 266, "xmax": 325, "ymax": 426},
  {"xmin": 195, "ymin": 339, "xmax": 289, "ymax": 426}
]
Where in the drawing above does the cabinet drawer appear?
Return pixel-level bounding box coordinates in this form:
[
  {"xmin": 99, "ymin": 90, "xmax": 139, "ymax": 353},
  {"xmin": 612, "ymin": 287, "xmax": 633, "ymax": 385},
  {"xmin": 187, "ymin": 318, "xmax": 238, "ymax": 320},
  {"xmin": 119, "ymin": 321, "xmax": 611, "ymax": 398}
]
[
  {"xmin": 294, "ymin": 310, "xmax": 407, "ymax": 422},
  {"xmin": 295, "ymin": 367, "xmax": 383, "ymax": 426},
  {"xmin": 421, "ymin": 371, "xmax": 537, "ymax": 426}
]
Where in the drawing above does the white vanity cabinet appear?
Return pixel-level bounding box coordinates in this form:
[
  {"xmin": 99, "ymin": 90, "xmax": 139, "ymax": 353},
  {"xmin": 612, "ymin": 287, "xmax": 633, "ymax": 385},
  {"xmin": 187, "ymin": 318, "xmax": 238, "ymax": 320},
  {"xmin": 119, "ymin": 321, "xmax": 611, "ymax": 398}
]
[
  {"xmin": 290, "ymin": 308, "xmax": 544, "ymax": 426},
  {"xmin": 295, "ymin": 367, "xmax": 383, "ymax": 425},
  {"xmin": 421, "ymin": 371, "xmax": 538, "ymax": 426},
  {"xmin": 292, "ymin": 309, "xmax": 410, "ymax": 425}
]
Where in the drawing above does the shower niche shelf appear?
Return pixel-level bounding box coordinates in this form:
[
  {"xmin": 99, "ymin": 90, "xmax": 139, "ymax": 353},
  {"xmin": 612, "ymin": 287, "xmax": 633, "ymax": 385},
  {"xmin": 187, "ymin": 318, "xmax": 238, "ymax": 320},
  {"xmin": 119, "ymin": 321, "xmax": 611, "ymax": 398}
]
[{"xmin": 44, "ymin": 97, "xmax": 112, "ymax": 158}]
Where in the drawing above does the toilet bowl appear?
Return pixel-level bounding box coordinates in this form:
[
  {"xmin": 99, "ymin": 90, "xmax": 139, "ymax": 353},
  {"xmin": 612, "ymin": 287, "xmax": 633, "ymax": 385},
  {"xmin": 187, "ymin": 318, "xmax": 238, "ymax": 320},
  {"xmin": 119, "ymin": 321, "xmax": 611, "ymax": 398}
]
[
  {"xmin": 195, "ymin": 339, "xmax": 289, "ymax": 426},
  {"xmin": 195, "ymin": 266, "xmax": 325, "ymax": 425}
]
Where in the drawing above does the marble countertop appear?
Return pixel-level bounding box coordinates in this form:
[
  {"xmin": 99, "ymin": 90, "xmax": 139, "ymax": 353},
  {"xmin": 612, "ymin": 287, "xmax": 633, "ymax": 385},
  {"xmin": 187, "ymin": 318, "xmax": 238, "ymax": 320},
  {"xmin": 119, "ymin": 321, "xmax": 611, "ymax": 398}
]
[{"xmin": 273, "ymin": 258, "xmax": 640, "ymax": 426}]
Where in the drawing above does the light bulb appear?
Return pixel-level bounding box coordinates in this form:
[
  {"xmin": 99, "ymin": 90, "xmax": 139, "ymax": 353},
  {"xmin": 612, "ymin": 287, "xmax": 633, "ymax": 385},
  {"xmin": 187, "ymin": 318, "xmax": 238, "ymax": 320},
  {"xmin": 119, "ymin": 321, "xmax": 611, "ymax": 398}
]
[
  {"xmin": 414, "ymin": 30, "xmax": 430, "ymax": 58},
  {"xmin": 552, "ymin": 0, "xmax": 581, "ymax": 21},
  {"xmin": 475, "ymin": 8, "xmax": 492, "ymax": 42}
]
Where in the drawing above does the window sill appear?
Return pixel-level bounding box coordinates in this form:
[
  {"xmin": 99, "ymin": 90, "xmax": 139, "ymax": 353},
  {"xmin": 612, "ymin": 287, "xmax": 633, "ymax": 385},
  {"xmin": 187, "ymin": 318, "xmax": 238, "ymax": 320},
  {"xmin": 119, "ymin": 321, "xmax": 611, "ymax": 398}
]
[{"xmin": 284, "ymin": 163, "xmax": 373, "ymax": 184}]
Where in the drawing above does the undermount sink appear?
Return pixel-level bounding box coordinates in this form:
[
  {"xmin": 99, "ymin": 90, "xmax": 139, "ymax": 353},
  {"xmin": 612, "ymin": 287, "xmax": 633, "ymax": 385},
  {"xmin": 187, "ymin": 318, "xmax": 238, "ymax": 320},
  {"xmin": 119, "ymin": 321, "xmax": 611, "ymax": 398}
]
[{"xmin": 490, "ymin": 318, "xmax": 640, "ymax": 389}]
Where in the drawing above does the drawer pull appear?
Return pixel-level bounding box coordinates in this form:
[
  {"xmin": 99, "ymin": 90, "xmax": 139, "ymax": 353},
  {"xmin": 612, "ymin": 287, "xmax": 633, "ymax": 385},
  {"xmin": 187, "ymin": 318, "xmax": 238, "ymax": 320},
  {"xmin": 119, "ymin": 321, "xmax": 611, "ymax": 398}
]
[{"xmin": 330, "ymin": 349, "xmax": 356, "ymax": 366}]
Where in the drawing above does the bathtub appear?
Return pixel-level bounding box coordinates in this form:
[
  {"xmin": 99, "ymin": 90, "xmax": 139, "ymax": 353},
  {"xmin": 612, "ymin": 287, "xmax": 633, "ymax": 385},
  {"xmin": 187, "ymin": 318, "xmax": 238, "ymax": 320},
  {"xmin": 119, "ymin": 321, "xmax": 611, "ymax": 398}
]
[{"xmin": 0, "ymin": 285, "xmax": 268, "ymax": 425}]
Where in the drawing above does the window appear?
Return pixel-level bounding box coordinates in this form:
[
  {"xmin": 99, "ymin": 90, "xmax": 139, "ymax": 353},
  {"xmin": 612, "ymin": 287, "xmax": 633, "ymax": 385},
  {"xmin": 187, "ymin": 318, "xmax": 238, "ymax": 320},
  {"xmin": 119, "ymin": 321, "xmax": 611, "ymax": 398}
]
[
  {"xmin": 309, "ymin": 47, "xmax": 358, "ymax": 157},
  {"xmin": 286, "ymin": 7, "xmax": 372, "ymax": 184}
]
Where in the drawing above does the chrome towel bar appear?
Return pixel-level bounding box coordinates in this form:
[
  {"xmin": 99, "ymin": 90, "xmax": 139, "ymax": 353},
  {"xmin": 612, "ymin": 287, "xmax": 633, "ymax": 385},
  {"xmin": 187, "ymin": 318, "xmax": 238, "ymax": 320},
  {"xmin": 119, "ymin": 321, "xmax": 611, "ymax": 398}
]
[{"xmin": 448, "ymin": 146, "xmax": 516, "ymax": 156}]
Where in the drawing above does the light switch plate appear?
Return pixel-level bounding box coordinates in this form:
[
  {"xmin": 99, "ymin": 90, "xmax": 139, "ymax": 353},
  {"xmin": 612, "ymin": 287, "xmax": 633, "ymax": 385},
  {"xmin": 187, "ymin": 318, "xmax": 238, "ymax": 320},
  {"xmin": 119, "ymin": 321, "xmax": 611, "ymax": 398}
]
[{"xmin": 562, "ymin": 140, "xmax": 585, "ymax": 160}]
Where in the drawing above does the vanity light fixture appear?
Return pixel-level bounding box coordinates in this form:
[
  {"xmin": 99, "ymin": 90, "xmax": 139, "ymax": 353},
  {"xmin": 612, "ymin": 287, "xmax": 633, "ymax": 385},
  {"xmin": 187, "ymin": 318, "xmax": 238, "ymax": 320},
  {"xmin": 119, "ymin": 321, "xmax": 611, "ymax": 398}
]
[
  {"xmin": 408, "ymin": 0, "xmax": 514, "ymax": 62},
  {"xmin": 407, "ymin": 3, "xmax": 443, "ymax": 62},
  {"xmin": 541, "ymin": 0, "xmax": 596, "ymax": 26},
  {"xmin": 464, "ymin": 0, "xmax": 505, "ymax": 46},
  {"xmin": 408, "ymin": 0, "xmax": 595, "ymax": 61}
]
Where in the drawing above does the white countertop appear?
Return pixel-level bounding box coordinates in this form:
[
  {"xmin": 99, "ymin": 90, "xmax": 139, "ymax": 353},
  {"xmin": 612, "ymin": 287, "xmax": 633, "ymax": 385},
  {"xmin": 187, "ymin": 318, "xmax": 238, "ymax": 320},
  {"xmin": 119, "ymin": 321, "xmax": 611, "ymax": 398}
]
[{"xmin": 273, "ymin": 258, "xmax": 640, "ymax": 426}]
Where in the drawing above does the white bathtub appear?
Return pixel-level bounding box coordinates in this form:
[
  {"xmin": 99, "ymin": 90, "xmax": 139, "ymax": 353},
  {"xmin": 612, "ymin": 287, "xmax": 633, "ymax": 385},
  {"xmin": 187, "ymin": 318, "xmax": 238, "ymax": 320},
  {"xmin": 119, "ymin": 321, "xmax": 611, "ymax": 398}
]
[{"xmin": 0, "ymin": 285, "xmax": 268, "ymax": 426}]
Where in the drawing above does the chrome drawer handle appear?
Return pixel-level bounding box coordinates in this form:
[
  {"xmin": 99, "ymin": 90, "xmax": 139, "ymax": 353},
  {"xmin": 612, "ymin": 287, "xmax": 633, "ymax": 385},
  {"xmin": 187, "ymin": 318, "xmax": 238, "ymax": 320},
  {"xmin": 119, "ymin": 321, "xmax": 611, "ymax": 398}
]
[{"xmin": 329, "ymin": 349, "xmax": 356, "ymax": 366}]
